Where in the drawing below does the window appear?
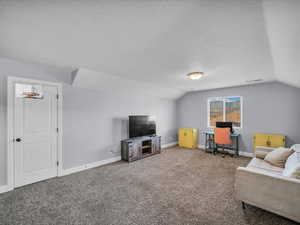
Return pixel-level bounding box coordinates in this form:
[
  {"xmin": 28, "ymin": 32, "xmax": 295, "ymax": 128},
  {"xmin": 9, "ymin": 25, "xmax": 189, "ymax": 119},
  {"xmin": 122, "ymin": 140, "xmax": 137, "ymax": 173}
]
[{"xmin": 208, "ymin": 96, "xmax": 242, "ymax": 128}]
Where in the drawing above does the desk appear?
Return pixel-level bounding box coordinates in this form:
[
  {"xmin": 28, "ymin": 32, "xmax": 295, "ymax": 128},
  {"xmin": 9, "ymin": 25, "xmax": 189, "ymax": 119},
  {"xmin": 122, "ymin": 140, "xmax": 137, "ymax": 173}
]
[{"xmin": 204, "ymin": 131, "xmax": 240, "ymax": 156}]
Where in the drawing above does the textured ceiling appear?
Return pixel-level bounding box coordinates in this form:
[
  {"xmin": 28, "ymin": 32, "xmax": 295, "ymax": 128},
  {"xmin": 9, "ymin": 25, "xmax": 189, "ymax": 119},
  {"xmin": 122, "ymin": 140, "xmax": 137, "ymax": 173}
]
[{"xmin": 0, "ymin": 0, "xmax": 299, "ymax": 98}]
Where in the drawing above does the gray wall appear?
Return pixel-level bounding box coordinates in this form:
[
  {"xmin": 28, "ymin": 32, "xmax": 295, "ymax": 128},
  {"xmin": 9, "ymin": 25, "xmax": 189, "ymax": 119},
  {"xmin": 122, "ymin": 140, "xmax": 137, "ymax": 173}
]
[
  {"xmin": 176, "ymin": 82, "xmax": 300, "ymax": 153},
  {"xmin": 0, "ymin": 58, "xmax": 177, "ymax": 186},
  {"xmin": 63, "ymin": 86, "xmax": 177, "ymax": 169}
]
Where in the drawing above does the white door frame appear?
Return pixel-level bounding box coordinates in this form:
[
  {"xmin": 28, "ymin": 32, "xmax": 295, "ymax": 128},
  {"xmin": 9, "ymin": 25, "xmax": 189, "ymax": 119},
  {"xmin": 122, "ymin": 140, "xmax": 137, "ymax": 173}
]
[{"xmin": 7, "ymin": 76, "xmax": 63, "ymax": 190}]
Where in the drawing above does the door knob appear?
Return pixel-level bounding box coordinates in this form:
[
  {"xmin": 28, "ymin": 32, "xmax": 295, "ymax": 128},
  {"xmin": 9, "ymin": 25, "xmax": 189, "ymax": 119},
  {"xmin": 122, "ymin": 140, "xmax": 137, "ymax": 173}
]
[{"xmin": 15, "ymin": 138, "xmax": 22, "ymax": 142}]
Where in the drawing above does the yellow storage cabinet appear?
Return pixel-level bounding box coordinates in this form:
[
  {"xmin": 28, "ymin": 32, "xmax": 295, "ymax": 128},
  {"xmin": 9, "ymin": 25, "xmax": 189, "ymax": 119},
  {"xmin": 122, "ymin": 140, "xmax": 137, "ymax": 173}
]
[
  {"xmin": 179, "ymin": 128, "xmax": 198, "ymax": 148},
  {"xmin": 253, "ymin": 133, "xmax": 286, "ymax": 149}
]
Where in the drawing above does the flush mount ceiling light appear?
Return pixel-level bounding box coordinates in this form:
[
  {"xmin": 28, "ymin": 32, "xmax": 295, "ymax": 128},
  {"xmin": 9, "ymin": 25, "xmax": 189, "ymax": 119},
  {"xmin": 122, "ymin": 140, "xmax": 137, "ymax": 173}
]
[{"xmin": 187, "ymin": 72, "xmax": 204, "ymax": 80}]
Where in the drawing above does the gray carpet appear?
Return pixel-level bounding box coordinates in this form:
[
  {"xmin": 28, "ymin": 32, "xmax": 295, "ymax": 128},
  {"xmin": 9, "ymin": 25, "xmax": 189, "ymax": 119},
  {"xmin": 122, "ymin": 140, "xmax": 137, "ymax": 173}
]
[{"xmin": 0, "ymin": 147, "xmax": 298, "ymax": 225}]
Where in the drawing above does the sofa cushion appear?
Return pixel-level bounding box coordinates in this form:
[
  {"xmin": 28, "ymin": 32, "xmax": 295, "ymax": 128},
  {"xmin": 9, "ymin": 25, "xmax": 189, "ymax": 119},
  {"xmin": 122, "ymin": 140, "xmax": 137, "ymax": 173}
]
[
  {"xmin": 282, "ymin": 153, "xmax": 300, "ymax": 179},
  {"xmin": 264, "ymin": 147, "xmax": 294, "ymax": 168},
  {"xmin": 247, "ymin": 158, "xmax": 283, "ymax": 173}
]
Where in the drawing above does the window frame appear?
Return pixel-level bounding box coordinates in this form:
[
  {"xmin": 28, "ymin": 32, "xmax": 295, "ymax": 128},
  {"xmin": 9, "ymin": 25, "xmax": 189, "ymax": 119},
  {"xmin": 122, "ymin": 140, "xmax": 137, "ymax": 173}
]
[{"xmin": 207, "ymin": 96, "xmax": 243, "ymax": 129}]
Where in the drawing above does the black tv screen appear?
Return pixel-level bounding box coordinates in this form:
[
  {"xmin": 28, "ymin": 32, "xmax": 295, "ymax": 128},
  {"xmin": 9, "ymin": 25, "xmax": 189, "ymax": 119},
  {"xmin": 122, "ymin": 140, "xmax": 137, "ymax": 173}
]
[{"xmin": 129, "ymin": 115, "xmax": 156, "ymax": 138}]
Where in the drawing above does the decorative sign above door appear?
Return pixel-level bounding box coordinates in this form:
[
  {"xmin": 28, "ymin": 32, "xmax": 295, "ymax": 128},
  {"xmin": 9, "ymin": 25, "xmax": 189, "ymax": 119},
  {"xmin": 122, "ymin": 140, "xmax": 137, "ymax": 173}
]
[{"xmin": 15, "ymin": 83, "xmax": 43, "ymax": 99}]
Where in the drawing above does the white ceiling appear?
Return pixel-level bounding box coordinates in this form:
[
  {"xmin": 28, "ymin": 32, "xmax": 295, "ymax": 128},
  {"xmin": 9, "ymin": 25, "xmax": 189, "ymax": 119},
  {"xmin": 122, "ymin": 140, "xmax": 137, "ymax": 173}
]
[
  {"xmin": 262, "ymin": 0, "xmax": 300, "ymax": 88},
  {"xmin": 73, "ymin": 68, "xmax": 185, "ymax": 99},
  {"xmin": 0, "ymin": 0, "xmax": 299, "ymax": 99}
]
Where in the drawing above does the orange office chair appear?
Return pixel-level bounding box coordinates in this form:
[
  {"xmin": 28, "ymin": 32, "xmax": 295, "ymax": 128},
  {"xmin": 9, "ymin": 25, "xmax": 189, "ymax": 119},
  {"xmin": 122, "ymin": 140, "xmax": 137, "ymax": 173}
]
[{"xmin": 214, "ymin": 127, "xmax": 232, "ymax": 157}]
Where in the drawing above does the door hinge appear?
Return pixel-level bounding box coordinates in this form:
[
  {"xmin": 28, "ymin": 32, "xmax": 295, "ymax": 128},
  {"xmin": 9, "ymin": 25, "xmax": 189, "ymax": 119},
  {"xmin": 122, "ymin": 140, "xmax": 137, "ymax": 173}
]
[
  {"xmin": 57, "ymin": 161, "xmax": 59, "ymax": 167},
  {"xmin": 56, "ymin": 94, "xmax": 59, "ymax": 100},
  {"xmin": 56, "ymin": 128, "xmax": 59, "ymax": 133}
]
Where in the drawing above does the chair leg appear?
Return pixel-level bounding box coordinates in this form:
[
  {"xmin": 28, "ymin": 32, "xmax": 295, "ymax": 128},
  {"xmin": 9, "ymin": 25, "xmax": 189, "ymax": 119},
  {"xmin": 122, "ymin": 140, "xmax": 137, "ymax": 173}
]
[
  {"xmin": 242, "ymin": 201, "xmax": 246, "ymax": 210},
  {"xmin": 213, "ymin": 145, "xmax": 217, "ymax": 155},
  {"xmin": 222, "ymin": 146, "xmax": 225, "ymax": 158}
]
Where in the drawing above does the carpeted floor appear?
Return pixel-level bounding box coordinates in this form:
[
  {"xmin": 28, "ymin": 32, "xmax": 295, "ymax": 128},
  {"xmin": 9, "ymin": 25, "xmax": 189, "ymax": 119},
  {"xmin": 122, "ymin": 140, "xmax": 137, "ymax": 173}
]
[{"xmin": 0, "ymin": 147, "xmax": 298, "ymax": 225}]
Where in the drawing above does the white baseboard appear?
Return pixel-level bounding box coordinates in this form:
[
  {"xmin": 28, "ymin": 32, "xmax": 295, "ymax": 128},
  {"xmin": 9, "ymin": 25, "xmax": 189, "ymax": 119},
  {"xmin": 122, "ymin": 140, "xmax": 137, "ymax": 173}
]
[
  {"xmin": 198, "ymin": 145, "xmax": 253, "ymax": 158},
  {"xmin": 0, "ymin": 156, "xmax": 122, "ymax": 193},
  {"xmin": 62, "ymin": 156, "xmax": 121, "ymax": 176},
  {"xmin": 62, "ymin": 142, "xmax": 180, "ymax": 176},
  {"xmin": 85, "ymin": 156, "xmax": 121, "ymax": 169},
  {"xmin": 0, "ymin": 185, "xmax": 13, "ymax": 194},
  {"xmin": 162, "ymin": 142, "xmax": 178, "ymax": 149},
  {"xmin": 198, "ymin": 145, "xmax": 205, "ymax": 149},
  {"xmin": 63, "ymin": 142, "xmax": 179, "ymax": 176},
  {"xmin": 238, "ymin": 151, "xmax": 254, "ymax": 158},
  {"xmin": 61, "ymin": 165, "xmax": 86, "ymax": 176}
]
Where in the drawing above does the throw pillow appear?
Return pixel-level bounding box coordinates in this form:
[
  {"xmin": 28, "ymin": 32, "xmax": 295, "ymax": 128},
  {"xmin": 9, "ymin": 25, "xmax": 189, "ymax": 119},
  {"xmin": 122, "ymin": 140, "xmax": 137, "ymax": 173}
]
[
  {"xmin": 282, "ymin": 153, "xmax": 300, "ymax": 179},
  {"xmin": 264, "ymin": 147, "xmax": 294, "ymax": 168}
]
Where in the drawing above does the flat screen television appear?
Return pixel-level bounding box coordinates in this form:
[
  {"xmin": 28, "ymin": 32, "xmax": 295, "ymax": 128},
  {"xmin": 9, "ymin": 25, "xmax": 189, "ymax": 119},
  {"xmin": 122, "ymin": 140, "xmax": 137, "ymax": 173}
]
[{"xmin": 129, "ymin": 115, "xmax": 156, "ymax": 138}]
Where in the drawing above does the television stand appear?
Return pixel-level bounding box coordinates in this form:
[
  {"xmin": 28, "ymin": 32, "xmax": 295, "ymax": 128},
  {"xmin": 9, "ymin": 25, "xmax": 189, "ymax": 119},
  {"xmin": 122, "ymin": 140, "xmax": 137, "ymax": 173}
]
[{"xmin": 121, "ymin": 136, "xmax": 161, "ymax": 162}]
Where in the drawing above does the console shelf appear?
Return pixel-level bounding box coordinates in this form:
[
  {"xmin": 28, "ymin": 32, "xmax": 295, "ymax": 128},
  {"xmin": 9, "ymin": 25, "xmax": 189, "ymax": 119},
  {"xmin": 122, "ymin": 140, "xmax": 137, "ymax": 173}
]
[
  {"xmin": 121, "ymin": 136, "xmax": 161, "ymax": 162},
  {"xmin": 142, "ymin": 145, "xmax": 151, "ymax": 149}
]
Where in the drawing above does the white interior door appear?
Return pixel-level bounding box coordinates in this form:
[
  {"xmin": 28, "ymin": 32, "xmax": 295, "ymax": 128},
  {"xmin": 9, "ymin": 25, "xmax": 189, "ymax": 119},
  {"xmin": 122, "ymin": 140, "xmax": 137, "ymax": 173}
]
[{"xmin": 14, "ymin": 83, "xmax": 58, "ymax": 187}]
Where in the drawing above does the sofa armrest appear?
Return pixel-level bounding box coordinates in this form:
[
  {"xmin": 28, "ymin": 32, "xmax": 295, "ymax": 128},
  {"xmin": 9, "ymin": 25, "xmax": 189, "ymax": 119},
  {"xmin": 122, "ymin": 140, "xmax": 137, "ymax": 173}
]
[{"xmin": 235, "ymin": 167, "xmax": 300, "ymax": 222}]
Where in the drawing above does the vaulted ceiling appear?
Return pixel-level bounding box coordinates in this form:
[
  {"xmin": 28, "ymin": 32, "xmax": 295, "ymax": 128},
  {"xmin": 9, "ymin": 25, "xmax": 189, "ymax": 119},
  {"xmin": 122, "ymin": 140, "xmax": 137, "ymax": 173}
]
[{"xmin": 0, "ymin": 0, "xmax": 299, "ymax": 99}]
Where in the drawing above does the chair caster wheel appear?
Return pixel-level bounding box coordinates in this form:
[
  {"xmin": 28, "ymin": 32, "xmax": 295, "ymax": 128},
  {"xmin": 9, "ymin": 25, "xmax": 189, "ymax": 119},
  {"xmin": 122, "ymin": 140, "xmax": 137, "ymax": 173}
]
[{"xmin": 242, "ymin": 202, "xmax": 246, "ymax": 210}]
